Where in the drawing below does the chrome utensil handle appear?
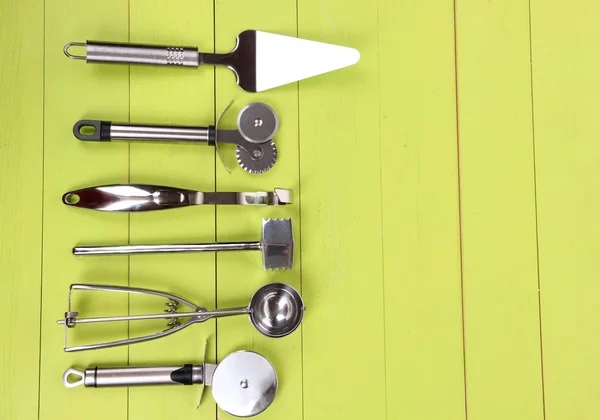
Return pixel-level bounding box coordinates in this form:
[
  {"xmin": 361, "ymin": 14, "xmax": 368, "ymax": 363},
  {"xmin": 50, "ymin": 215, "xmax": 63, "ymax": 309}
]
[
  {"xmin": 63, "ymin": 184, "xmax": 196, "ymax": 212},
  {"xmin": 73, "ymin": 120, "xmax": 214, "ymax": 144},
  {"xmin": 64, "ymin": 41, "xmax": 199, "ymax": 67},
  {"xmin": 63, "ymin": 185, "xmax": 293, "ymax": 211},
  {"xmin": 63, "ymin": 365, "xmax": 203, "ymax": 388},
  {"xmin": 73, "ymin": 242, "xmax": 262, "ymax": 255}
]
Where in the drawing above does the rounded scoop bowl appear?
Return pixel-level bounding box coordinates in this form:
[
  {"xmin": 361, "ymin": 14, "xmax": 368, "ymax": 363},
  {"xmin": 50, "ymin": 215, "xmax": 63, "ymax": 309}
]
[{"xmin": 249, "ymin": 283, "xmax": 305, "ymax": 338}]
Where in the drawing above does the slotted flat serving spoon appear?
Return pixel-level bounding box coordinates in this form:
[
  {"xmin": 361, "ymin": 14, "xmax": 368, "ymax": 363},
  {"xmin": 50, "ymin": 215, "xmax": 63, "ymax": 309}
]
[{"xmin": 64, "ymin": 30, "xmax": 360, "ymax": 92}]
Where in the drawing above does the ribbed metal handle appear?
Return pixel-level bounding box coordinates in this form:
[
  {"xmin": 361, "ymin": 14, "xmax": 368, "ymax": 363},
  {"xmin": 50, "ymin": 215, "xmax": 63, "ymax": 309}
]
[{"xmin": 65, "ymin": 41, "xmax": 199, "ymax": 67}]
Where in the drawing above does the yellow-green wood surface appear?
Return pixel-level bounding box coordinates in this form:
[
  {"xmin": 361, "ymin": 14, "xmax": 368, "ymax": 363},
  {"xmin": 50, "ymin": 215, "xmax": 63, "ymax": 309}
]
[{"xmin": 1, "ymin": 0, "xmax": 599, "ymax": 419}]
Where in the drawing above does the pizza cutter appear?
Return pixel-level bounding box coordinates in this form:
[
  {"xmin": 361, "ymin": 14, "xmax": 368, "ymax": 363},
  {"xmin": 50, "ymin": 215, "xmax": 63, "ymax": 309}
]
[
  {"xmin": 64, "ymin": 30, "xmax": 360, "ymax": 92},
  {"xmin": 73, "ymin": 102, "xmax": 279, "ymax": 174},
  {"xmin": 62, "ymin": 340, "xmax": 278, "ymax": 418}
]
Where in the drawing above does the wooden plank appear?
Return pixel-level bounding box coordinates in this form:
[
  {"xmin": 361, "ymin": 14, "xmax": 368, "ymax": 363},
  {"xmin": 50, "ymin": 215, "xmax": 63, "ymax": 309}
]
[
  {"xmin": 128, "ymin": 0, "xmax": 217, "ymax": 418},
  {"xmin": 379, "ymin": 0, "xmax": 466, "ymax": 418},
  {"xmin": 38, "ymin": 1, "xmax": 130, "ymax": 419},
  {"xmin": 530, "ymin": 1, "xmax": 600, "ymax": 418},
  {"xmin": 0, "ymin": 0, "xmax": 44, "ymax": 419},
  {"xmin": 455, "ymin": 0, "xmax": 545, "ymax": 419},
  {"xmin": 297, "ymin": 0, "xmax": 386, "ymax": 418},
  {"xmin": 214, "ymin": 1, "xmax": 303, "ymax": 419}
]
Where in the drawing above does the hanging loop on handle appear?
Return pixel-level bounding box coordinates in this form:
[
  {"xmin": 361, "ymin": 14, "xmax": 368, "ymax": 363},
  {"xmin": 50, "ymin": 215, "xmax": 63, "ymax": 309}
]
[
  {"xmin": 63, "ymin": 42, "xmax": 86, "ymax": 60},
  {"xmin": 62, "ymin": 368, "xmax": 85, "ymax": 388},
  {"xmin": 73, "ymin": 120, "xmax": 111, "ymax": 141}
]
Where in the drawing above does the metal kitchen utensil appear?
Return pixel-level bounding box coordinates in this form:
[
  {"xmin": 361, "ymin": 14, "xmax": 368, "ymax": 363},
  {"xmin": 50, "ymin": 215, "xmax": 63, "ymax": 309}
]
[
  {"xmin": 63, "ymin": 340, "xmax": 278, "ymax": 418},
  {"xmin": 73, "ymin": 102, "xmax": 279, "ymax": 174},
  {"xmin": 58, "ymin": 282, "xmax": 305, "ymax": 351},
  {"xmin": 64, "ymin": 30, "xmax": 360, "ymax": 92},
  {"xmin": 72, "ymin": 218, "xmax": 294, "ymax": 270},
  {"xmin": 62, "ymin": 184, "xmax": 292, "ymax": 211}
]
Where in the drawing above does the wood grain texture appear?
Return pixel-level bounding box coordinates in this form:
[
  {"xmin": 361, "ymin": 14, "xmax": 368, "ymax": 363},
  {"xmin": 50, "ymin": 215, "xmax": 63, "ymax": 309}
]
[
  {"xmin": 298, "ymin": 0, "xmax": 386, "ymax": 418},
  {"xmin": 455, "ymin": 0, "xmax": 544, "ymax": 419},
  {"xmin": 128, "ymin": 0, "xmax": 217, "ymax": 418},
  {"xmin": 530, "ymin": 1, "xmax": 600, "ymax": 418},
  {"xmin": 39, "ymin": 1, "xmax": 130, "ymax": 419},
  {"xmin": 379, "ymin": 0, "xmax": 466, "ymax": 418},
  {"xmin": 0, "ymin": 0, "xmax": 44, "ymax": 419},
  {"xmin": 214, "ymin": 1, "xmax": 303, "ymax": 419}
]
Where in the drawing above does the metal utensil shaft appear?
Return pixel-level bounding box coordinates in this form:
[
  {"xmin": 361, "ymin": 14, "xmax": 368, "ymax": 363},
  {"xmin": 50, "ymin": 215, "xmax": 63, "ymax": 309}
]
[
  {"xmin": 63, "ymin": 366, "xmax": 204, "ymax": 388},
  {"xmin": 78, "ymin": 41, "xmax": 200, "ymax": 67},
  {"xmin": 73, "ymin": 120, "xmax": 213, "ymax": 143},
  {"xmin": 57, "ymin": 307, "xmax": 248, "ymax": 325},
  {"xmin": 94, "ymin": 366, "xmax": 204, "ymax": 387},
  {"xmin": 73, "ymin": 242, "xmax": 261, "ymax": 255},
  {"xmin": 110, "ymin": 124, "xmax": 210, "ymax": 142}
]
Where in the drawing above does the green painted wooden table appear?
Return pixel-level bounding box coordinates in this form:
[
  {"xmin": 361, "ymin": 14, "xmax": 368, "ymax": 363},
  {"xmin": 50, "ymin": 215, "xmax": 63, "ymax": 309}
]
[{"xmin": 2, "ymin": 0, "xmax": 599, "ymax": 419}]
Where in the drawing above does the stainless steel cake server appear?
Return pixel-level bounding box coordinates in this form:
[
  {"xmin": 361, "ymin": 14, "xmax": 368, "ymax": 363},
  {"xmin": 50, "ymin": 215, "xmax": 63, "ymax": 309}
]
[{"xmin": 64, "ymin": 30, "xmax": 360, "ymax": 92}]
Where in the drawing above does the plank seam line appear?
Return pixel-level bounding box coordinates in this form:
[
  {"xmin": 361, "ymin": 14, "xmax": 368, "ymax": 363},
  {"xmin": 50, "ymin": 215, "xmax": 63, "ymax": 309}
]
[
  {"xmin": 374, "ymin": 0, "xmax": 388, "ymax": 417},
  {"xmin": 452, "ymin": 0, "xmax": 469, "ymax": 418},
  {"xmin": 37, "ymin": 0, "xmax": 46, "ymax": 418},
  {"xmin": 126, "ymin": 1, "xmax": 131, "ymax": 419},
  {"xmin": 295, "ymin": 2, "xmax": 306, "ymax": 420},
  {"xmin": 212, "ymin": 1, "xmax": 218, "ymax": 419},
  {"xmin": 527, "ymin": 0, "xmax": 547, "ymax": 417}
]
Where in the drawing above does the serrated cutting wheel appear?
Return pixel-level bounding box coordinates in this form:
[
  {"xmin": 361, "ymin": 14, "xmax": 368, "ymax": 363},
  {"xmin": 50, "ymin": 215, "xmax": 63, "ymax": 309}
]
[{"xmin": 236, "ymin": 141, "xmax": 278, "ymax": 174}]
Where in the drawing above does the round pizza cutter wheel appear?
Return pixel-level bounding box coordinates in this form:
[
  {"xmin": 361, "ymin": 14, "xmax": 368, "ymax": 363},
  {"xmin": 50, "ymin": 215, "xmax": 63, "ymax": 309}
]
[
  {"xmin": 237, "ymin": 102, "xmax": 279, "ymax": 143},
  {"xmin": 212, "ymin": 351, "xmax": 278, "ymax": 417},
  {"xmin": 61, "ymin": 348, "xmax": 278, "ymax": 418}
]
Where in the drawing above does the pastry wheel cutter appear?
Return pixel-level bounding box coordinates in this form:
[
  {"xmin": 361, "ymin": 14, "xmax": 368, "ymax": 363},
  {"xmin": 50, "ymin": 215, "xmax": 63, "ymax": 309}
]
[
  {"xmin": 63, "ymin": 340, "xmax": 278, "ymax": 417},
  {"xmin": 73, "ymin": 102, "xmax": 279, "ymax": 174}
]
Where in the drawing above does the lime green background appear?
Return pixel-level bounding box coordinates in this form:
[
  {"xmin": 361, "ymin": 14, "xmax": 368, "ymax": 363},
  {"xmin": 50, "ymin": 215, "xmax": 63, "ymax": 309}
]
[{"xmin": 1, "ymin": 0, "xmax": 599, "ymax": 419}]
